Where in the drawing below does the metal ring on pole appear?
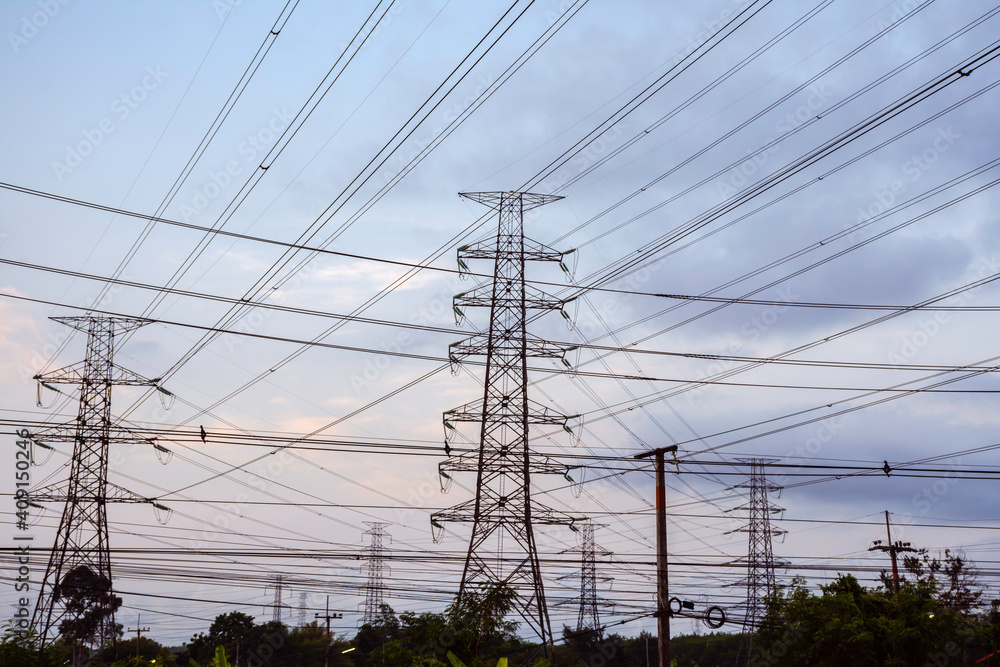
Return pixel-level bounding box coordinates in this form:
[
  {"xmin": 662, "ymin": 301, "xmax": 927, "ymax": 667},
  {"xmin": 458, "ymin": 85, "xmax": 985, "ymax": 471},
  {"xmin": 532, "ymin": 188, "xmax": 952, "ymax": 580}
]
[
  {"xmin": 704, "ymin": 606, "xmax": 727, "ymax": 629},
  {"xmin": 668, "ymin": 597, "xmax": 683, "ymax": 616}
]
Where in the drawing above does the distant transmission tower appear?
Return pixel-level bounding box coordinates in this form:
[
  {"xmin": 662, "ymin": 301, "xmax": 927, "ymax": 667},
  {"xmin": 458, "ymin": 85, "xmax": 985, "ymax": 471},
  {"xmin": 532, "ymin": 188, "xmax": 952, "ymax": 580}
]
[
  {"xmin": 433, "ymin": 191, "xmax": 579, "ymax": 654},
  {"xmin": 298, "ymin": 590, "xmax": 308, "ymax": 627},
  {"xmin": 362, "ymin": 522, "xmax": 390, "ymax": 624},
  {"xmin": 268, "ymin": 575, "xmax": 287, "ymax": 624},
  {"xmin": 732, "ymin": 458, "xmax": 786, "ymax": 666},
  {"xmin": 30, "ymin": 316, "xmax": 167, "ymax": 647},
  {"xmin": 560, "ymin": 521, "xmax": 613, "ymax": 632}
]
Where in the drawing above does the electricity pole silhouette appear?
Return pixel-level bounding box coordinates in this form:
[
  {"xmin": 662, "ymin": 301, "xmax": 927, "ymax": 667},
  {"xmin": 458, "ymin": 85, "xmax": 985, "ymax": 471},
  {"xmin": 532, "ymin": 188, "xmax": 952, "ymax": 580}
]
[
  {"xmin": 30, "ymin": 316, "xmax": 167, "ymax": 648},
  {"xmin": 127, "ymin": 614, "xmax": 150, "ymax": 659},
  {"xmin": 869, "ymin": 510, "xmax": 916, "ymax": 594},
  {"xmin": 433, "ymin": 191, "xmax": 579, "ymax": 654},
  {"xmin": 362, "ymin": 522, "xmax": 390, "ymax": 624},
  {"xmin": 732, "ymin": 458, "xmax": 786, "ymax": 667},
  {"xmin": 316, "ymin": 596, "xmax": 343, "ymax": 667}
]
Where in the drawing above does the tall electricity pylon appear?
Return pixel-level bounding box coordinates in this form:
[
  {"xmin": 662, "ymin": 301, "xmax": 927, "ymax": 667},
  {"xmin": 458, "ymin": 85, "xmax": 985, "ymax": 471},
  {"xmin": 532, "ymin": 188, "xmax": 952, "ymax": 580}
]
[
  {"xmin": 362, "ymin": 522, "xmax": 390, "ymax": 624},
  {"xmin": 561, "ymin": 521, "xmax": 613, "ymax": 632},
  {"xmin": 30, "ymin": 316, "xmax": 166, "ymax": 647},
  {"xmin": 732, "ymin": 458, "xmax": 786, "ymax": 666},
  {"xmin": 268, "ymin": 575, "xmax": 288, "ymax": 624},
  {"xmin": 298, "ymin": 590, "xmax": 308, "ymax": 627},
  {"xmin": 432, "ymin": 191, "xmax": 579, "ymax": 654}
]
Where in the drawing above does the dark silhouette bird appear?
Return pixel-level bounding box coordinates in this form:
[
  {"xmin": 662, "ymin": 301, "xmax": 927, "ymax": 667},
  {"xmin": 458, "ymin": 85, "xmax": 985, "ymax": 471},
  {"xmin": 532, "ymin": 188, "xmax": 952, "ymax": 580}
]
[
  {"xmin": 200, "ymin": 425, "xmax": 207, "ymax": 443},
  {"xmin": 444, "ymin": 442, "xmax": 452, "ymax": 457},
  {"xmin": 883, "ymin": 460, "xmax": 891, "ymax": 477}
]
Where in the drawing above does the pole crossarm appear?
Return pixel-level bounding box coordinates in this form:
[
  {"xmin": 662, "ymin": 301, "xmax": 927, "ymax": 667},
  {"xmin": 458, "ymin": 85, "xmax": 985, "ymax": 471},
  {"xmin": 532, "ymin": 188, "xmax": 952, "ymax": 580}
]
[
  {"xmin": 443, "ymin": 399, "xmax": 576, "ymax": 427},
  {"xmin": 453, "ymin": 282, "xmax": 565, "ymax": 313},
  {"xmin": 870, "ymin": 511, "xmax": 917, "ymax": 593},
  {"xmin": 449, "ymin": 333, "xmax": 572, "ymax": 362},
  {"xmin": 633, "ymin": 444, "xmax": 679, "ymax": 461},
  {"xmin": 458, "ymin": 237, "xmax": 565, "ymax": 263},
  {"xmin": 26, "ymin": 422, "xmax": 156, "ymax": 446},
  {"xmin": 458, "ymin": 191, "xmax": 563, "ymax": 211},
  {"xmin": 28, "ymin": 481, "xmax": 163, "ymax": 505},
  {"xmin": 438, "ymin": 451, "xmax": 568, "ymax": 475},
  {"xmin": 432, "ymin": 500, "xmax": 584, "ymax": 527},
  {"xmin": 35, "ymin": 361, "xmax": 159, "ymax": 387}
]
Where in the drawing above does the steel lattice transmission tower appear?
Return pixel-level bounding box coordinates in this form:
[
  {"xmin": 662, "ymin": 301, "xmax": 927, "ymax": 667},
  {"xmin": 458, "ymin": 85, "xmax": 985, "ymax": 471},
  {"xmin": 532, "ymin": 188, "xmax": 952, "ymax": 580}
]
[
  {"xmin": 268, "ymin": 575, "xmax": 288, "ymax": 624},
  {"xmin": 560, "ymin": 521, "xmax": 613, "ymax": 632},
  {"xmin": 362, "ymin": 522, "xmax": 390, "ymax": 624},
  {"xmin": 432, "ymin": 191, "xmax": 579, "ymax": 653},
  {"xmin": 30, "ymin": 316, "xmax": 167, "ymax": 647},
  {"xmin": 732, "ymin": 458, "xmax": 786, "ymax": 666},
  {"xmin": 298, "ymin": 590, "xmax": 308, "ymax": 627}
]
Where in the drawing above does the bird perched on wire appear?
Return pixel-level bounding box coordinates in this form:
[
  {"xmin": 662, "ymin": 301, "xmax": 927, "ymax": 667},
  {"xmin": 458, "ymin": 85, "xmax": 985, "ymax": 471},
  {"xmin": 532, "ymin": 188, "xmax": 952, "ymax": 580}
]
[
  {"xmin": 200, "ymin": 425, "xmax": 207, "ymax": 443},
  {"xmin": 883, "ymin": 460, "xmax": 891, "ymax": 477}
]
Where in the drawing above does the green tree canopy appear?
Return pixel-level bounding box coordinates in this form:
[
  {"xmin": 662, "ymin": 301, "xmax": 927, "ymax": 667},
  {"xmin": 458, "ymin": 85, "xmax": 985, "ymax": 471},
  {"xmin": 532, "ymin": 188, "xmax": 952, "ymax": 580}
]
[
  {"xmin": 351, "ymin": 584, "xmax": 528, "ymax": 667},
  {"xmin": 754, "ymin": 574, "xmax": 989, "ymax": 666},
  {"xmin": 56, "ymin": 564, "xmax": 123, "ymax": 649}
]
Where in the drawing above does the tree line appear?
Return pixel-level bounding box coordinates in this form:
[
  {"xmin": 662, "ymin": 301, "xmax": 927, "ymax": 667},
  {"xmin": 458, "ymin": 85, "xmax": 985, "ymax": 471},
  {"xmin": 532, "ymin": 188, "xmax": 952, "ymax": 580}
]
[{"xmin": 4, "ymin": 549, "xmax": 1000, "ymax": 666}]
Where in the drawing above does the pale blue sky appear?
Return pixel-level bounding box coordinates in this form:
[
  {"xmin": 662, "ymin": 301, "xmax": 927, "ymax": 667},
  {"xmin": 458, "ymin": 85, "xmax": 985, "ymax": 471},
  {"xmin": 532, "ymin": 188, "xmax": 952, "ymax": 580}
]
[{"xmin": 2, "ymin": 0, "xmax": 1000, "ymax": 646}]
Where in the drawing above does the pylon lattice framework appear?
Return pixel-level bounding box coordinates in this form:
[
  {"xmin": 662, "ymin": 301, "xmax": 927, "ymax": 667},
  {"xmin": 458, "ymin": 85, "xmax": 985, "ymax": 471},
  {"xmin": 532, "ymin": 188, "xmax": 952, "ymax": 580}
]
[
  {"xmin": 30, "ymin": 317, "xmax": 163, "ymax": 647},
  {"xmin": 559, "ymin": 521, "xmax": 613, "ymax": 632},
  {"xmin": 268, "ymin": 575, "xmax": 288, "ymax": 624},
  {"xmin": 432, "ymin": 191, "xmax": 579, "ymax": 654},
  {"xmin": 733, "ymin": 458, "xmax": 787, "ymax": 666},
  {"xmin": 362, "ymin": 522, "xmax": 390, "ymax": 624}
]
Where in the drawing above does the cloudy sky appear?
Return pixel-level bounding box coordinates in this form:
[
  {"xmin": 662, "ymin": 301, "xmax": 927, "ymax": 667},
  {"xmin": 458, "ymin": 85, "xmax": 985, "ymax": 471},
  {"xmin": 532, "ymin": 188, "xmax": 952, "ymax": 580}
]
[{"xmin": 2, "ymin": 0, "xmax": 1000, "ymax": 647}]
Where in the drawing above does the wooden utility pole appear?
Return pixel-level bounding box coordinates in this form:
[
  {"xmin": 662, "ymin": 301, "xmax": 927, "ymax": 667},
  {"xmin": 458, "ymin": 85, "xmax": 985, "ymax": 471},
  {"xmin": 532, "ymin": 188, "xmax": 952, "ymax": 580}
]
[
  {"xmin": 869, "ymin": 510, "xmax": 916, "ymax": 593},
  {"xmin": 126, "ymin": 614, "xmax": 150, "ymax": 659},
  {"xmin": 634, "ymin": 445, "xmax": 678, "ymax": 667},
  {"xmin": 315, "ymin": 596, "xmax": 343, "ymax": 667}
]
